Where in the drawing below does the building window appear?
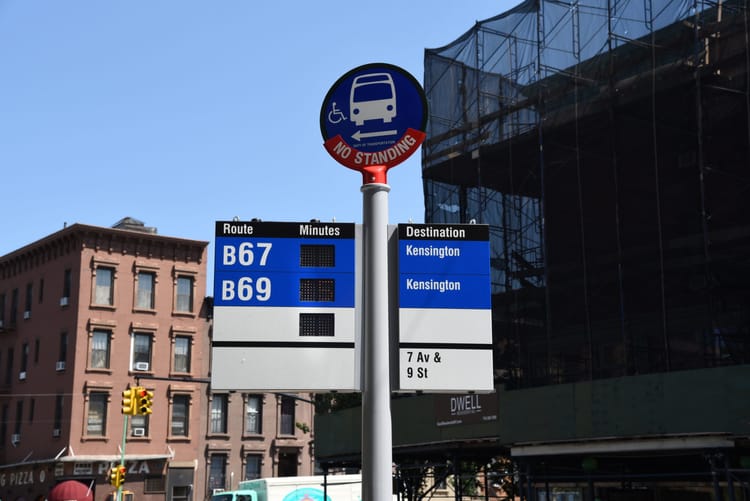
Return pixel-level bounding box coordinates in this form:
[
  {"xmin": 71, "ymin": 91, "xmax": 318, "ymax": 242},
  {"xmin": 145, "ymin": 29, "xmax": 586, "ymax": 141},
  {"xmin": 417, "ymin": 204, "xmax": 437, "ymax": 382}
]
[
  {"xmin": 94, "ymin": 266, "xmax": 115, "ymax": 306},
  {"xmin": 172, "ymin": 485, "xmax": 190, "ymax": 501},
  {"xmin": 0, "ymin": 293, "xmax": 5, "ymax": 326},
  {"xmin": 74, "ymin": 463, "xmax": 93, "ymax": 475},
  {"xmin": 208, "ymin": 454, "xmax": 227, "ymax": 492},
  {"xmin": 280, "ymin": 396, "xmax": 295, "ymax": 435},
  {"xmin": 132, "ymin": 332, "xmax": 153, "ymax": 371},
  {"xmin": 20, "ymin": 343, "xmax": 28, "ymax": 374},
  {"xmin": 14, "ymin": 400, "xmax": 23, "ymax": 435},
  {"xmin": 86, "ymin": 391, "xmax": 108, "ymax": 437},
  {"xmin": 210, "ymin": 394, "xmax": 228, "ymax": 434},
  {"xmin": 245, "ymin": 455, "xmax": 262, "ymax": 481},
  {"xmin": 277, "ymin": 450, "xmax": 298, "ymax": 477},
  {"xmin": 59, "ymin": 332, "xmax": 68, "ymax": 364},
  {"xmin": 10, "ymin": 288, "xmax": 18, "ymax": 326},
  {"xmin": 145, "ymin": 477, "xmax": 166, "ymax": 494},
  {"xmin": 171, "ymin": 394, "xmax": 190, "ymax": 437},
  {"xmin": 5, "ymin": 348, "xmax": 13, "ymax": 385},
  {"xmin": 38, "ymin": 278, "xmax": 44, "ymax": 303},
  {"xmin": 245, "ymin": 395, "xmax": 262, "ymax": 434},
  {"xmin": 54, "ymin": 395, "xmax": 63, "ymax": 431},
  {"xmin": 135, "ymin": 270, "xmax": 156, "ymax": 310},
  {"xmin": 173, "ymin": 335, "xmax": 191, "ymax": 373},
  {"xmin": 0, "ymin": 404, "xmax": 6, "ymax": 447},
  {"xmin": 24, "ymin": 283, "xmax": 32, "ymax": 317},
  {"xmin": 175, "ymin": 275, "xmax": 194, "ymax": 313},
  {"xmin": 90, "ymin": 330, "xmax": 111, "ymax": 369},
  {"xmin": 131, "ymin": 414, "xmax": 149, "ymax": 437},
  {"xmin": 62, "ymin": 269, "xmax": 72, "ymax": 301}
]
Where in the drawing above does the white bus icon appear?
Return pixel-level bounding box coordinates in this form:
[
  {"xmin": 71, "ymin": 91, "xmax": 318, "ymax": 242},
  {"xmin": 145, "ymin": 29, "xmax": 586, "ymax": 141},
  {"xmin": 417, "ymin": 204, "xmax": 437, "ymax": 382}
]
[{"xmin": 349, "ymin": 72, "xmax": 397, "ymax": 126}]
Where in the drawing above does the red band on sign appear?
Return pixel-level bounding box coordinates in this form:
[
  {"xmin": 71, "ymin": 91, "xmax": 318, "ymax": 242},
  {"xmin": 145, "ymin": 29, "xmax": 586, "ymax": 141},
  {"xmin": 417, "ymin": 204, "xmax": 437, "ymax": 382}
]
[{"xmin": 323, "ymin": 129, "xmax": 427, "ymax": 184}]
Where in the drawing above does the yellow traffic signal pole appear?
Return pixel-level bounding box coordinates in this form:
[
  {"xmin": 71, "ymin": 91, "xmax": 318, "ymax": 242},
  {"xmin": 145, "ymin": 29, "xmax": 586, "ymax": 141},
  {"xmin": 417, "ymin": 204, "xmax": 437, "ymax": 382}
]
[
  {"xmin": 117, "ymin": 386, "xmax": 137, "ymax": 501},
  {"xmin": 117, "ymin": 413, "xmax": 128, "ymax": 501}
]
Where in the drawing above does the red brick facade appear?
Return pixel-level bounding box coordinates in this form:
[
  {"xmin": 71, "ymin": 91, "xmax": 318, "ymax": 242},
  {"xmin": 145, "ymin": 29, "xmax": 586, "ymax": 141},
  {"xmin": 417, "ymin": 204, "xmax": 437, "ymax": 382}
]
[{"xmin": 0, "ymin": 220, "xmax": 314, "ymax": 501}]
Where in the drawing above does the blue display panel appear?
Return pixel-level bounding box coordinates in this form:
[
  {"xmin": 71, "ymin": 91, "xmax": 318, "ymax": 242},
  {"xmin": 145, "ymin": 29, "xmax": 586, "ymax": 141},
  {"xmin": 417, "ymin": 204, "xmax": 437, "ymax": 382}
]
[
  {"xmin": 397, "ymin": 224, "xmax": 491, "ymax": 310},
  {"xmin": 214, "ymin": 221, "xmax": 355, "ymax": 308}
]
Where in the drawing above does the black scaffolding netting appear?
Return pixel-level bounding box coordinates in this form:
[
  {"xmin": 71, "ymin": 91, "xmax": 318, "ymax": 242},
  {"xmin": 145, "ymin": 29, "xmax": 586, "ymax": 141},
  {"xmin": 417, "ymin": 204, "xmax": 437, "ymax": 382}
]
[{"xmin": 423, "ymin": 0, "xmax": 750, "ymax": 388}]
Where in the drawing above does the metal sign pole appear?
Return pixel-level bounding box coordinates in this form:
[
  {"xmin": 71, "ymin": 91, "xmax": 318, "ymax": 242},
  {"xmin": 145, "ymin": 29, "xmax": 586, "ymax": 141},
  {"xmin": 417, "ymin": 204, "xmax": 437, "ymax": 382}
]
[
  {"xmin": 320, "ymin": 62, "xmax": 427, "ymax": 501},
  {"xmin": 361, "ymin": 181, "xmax": 392, "ymax": 501}
]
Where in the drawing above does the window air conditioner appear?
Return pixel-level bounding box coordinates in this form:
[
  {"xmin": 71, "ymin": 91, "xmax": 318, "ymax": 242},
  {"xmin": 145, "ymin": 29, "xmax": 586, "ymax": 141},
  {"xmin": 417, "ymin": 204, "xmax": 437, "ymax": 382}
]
[
  {"xmin": 59, "ymin": 297, "xmax": 69, "ymax": 306},
  {"xmin": 132, "ymin": 427, "xmax": 146, "ymax": 437},
  {"xmin": 18, "ymin": 371, "xmax": 26, "ymax": 380},
  {"xmin": 134, "ymin": 362, "xmax": 150, "ymax": 371},
  {"xmin": 56, "ymin": 361, "xmax": 66, "ymax": 371},
  {"xmin": 52, "ymin": 428, "xmax": 61, "ymax": 437},
  {"xmin": 23, "ymin": 311, "xmax": 30, "ymax": 320},
  {"xmin": 11, "ymin": 434, "xmax": 20, "ymax": 444}
]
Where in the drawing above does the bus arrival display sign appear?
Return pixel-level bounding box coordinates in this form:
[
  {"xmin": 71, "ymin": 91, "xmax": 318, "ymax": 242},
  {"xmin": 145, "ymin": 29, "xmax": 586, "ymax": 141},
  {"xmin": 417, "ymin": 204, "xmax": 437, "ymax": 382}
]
[
  {"xmin": 320, "ymin": 63, "xmax": 427, "ymax": 183},
  {"xmin": 396, "ymin": 223, "xmax": 494, "ymax": 392},
  {"xmin": 211, "ymin": 220, "xmax": 361, "ymax": 392}
]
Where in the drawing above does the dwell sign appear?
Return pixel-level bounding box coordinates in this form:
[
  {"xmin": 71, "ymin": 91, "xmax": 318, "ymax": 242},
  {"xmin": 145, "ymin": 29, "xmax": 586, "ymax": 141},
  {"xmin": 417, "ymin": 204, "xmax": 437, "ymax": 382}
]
[{"xmin": 435, "ymin": 393, "xmax": 499, "ymax": 427}]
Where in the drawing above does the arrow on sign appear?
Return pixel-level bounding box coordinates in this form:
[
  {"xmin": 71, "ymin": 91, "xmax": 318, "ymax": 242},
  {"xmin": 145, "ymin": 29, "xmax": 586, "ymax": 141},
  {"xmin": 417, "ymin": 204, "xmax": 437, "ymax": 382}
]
[{"xmin": 352, "ymin": 129, "xmax": 398, "ymax": 141}]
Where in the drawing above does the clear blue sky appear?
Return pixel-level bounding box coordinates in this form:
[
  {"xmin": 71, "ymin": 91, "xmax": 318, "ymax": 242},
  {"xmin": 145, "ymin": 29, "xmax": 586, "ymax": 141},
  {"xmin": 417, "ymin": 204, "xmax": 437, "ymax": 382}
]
[{"xmin": 0, "ymin": 1, "xmax": 518, "ymax": 292}]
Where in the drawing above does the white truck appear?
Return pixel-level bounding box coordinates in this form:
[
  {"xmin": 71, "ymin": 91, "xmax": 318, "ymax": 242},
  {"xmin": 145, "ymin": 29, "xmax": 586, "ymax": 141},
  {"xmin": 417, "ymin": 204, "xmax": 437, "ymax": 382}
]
[{"xmin": 210, "ymin": 474, "xmax": 362, "ymax": 501}]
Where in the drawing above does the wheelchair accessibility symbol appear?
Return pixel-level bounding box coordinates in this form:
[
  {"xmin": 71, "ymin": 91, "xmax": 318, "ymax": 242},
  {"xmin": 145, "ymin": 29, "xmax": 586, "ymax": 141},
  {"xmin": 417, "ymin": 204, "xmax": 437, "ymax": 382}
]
[{"xmin": 327, "ymin": 102, "xmax": 347, "ymax": 124}]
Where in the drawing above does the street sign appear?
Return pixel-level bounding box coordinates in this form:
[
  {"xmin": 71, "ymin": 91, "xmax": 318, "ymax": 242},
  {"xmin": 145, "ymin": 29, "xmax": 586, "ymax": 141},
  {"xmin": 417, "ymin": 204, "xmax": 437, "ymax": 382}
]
[
  {"xmin": 211, "ymin": 221, "xmax": 361, "ymax": 391},
  {"xmin": 396, "ymin": 223, "xmax": 494, "ymax": 392},
  {"xmin": 320, "ymin": 63, "xmax": 428, "ymax": 183}
]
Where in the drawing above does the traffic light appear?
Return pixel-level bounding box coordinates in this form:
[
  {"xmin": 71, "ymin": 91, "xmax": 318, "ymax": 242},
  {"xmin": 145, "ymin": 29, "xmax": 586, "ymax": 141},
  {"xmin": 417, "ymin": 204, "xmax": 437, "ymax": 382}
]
[
  {"xmin": 109, "ymin": 465, "xmax": 126, "ymax": 488},
  {"xmin": 121, "ymin": 387, "xmax": 138, "ymax": 416},
  {"xmin": 136, "ymin": 387, "xmax": 154, "ymax": 415}
]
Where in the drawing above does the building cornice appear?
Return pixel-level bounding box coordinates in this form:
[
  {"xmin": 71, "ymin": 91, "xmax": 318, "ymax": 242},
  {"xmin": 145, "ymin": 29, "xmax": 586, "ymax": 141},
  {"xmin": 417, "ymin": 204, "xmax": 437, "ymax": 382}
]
[{"xmin": 0, "ymin": 223, "xmax": 208, "ymax": 279}]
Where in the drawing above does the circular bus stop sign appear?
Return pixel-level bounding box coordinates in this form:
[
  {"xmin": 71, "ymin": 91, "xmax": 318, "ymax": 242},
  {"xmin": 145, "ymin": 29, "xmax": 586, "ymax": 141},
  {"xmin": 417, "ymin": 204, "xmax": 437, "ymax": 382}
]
[{"xmin": 320, "ymin": 63, "xmax": 428, "ymax": 184}]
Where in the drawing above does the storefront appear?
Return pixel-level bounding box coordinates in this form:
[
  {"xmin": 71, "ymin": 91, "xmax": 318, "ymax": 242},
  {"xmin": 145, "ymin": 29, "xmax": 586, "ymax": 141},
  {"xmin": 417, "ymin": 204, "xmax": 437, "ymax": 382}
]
[{"xmin": 0, "ymin": 455, "xmax": 172, "ymax": 501}]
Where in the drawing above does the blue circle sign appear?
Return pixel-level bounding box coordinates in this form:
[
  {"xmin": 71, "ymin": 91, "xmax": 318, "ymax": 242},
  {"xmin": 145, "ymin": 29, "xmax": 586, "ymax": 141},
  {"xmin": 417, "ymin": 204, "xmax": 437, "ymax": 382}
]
[{"xmin": 320, "ymin": 63, "xmax": 428, "ymax": 183}]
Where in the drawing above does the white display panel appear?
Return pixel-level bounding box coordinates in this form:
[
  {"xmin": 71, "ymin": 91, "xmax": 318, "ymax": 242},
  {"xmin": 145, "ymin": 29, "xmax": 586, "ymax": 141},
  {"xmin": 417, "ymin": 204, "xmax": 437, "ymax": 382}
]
[
  {"xmin": 398, "ymin": 348, "xmax": 494, "ymax": 392},
  {"xmin": 213, "ymin": 306, "xmax": 356, "ymax": 343},
  {"xmin": 212, "ymin": 346, "xmax": 359, "ymax": 392},
  {"xmin": 399, "ymin": 308, "xmax": 492, "ymax": 344}
]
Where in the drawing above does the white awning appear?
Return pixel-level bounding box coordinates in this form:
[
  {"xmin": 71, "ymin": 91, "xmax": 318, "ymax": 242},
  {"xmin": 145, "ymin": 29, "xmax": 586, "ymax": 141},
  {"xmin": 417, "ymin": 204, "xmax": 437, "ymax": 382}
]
[{"xmin": 57, "ymin": 454, "xmax": 172, "ymax": 462}]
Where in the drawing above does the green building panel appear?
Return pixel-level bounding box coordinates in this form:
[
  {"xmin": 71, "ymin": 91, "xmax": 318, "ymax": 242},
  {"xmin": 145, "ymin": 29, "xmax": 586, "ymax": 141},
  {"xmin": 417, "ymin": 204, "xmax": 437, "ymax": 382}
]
[{"xmin": 316, "ymin": 365, "xmax": 750, "ymax": 461}]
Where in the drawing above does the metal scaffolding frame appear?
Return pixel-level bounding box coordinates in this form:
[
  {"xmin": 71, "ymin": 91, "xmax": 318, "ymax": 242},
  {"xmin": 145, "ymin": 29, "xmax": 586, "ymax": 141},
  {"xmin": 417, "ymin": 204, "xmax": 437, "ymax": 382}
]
[{"xmin": 423, "ymin": 0, "xmax": 750, "ymax": 388}]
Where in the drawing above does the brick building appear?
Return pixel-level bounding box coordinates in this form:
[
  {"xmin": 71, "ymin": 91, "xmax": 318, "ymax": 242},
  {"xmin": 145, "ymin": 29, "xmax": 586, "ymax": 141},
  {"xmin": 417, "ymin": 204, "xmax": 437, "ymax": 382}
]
[{"xmin": 0, "ymin": 219, "xmax": 315, "ymax": 501}]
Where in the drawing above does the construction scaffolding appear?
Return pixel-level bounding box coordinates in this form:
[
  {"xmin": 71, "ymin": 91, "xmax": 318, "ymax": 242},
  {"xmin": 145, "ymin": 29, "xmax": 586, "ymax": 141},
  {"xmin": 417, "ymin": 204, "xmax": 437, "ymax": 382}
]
[{"xmin": 423, "ymin": 0, "xmax": 750, "ymax": 388}]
